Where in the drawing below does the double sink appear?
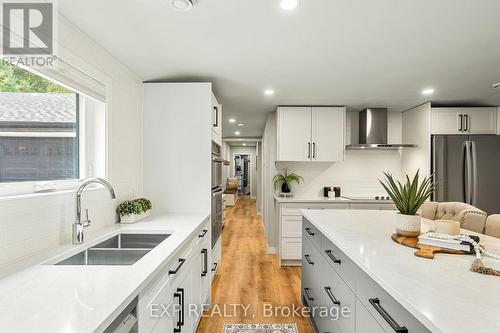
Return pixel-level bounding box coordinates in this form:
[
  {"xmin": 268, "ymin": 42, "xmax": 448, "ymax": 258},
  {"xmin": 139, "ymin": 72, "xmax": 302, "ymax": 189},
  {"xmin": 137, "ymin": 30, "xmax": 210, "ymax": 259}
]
[{"xmin": 55, "ymin": 233, "xmax": 170, "ymax": 266}]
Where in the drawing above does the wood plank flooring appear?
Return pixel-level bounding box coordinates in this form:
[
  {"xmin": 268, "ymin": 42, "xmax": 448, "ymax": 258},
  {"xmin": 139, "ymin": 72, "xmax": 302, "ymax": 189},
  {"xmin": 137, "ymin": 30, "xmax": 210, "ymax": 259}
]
[{"xmin": 196, "ymin": 196, "xmax": 314, "ymax": 333}]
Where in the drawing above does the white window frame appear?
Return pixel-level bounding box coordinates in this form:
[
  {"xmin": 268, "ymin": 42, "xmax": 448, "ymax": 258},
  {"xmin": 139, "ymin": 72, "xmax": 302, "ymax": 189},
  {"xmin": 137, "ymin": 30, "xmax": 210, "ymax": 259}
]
[{"xmin": 0, "ymin": 61, "xmax": 109, "ymax": 198}]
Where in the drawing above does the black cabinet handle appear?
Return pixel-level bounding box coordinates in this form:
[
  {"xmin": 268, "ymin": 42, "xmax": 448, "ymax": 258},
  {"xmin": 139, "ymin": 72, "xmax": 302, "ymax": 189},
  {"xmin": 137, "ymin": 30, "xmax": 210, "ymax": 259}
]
[
  {"xmin": 324, "ymin": 286, "xmax": 340, "ymax": 306},
  {"xmin": 304, "ymin": 288, "xmax": 314, "ymax": 301},
  {"xmin": 459, "ymin": 114, "xmax": 463, "ymax": 131},
  {"xmin": 464, "ymin": 114, "xmax": 469, "ymax": 132},
  {"xmin": 177, "ymin": 288, "xmax": 185, "ymax": 327},
  {"xmin": 213, "ymin": 106, "xmax": 218, "ymax": 127},
  {"xmin": 198, "ymin": 229, "xmax": 208, "ymax": 238},
  {"xmin": 211, "ymin": 262, "xmax": 218, "ymax": 272},
  {"xmin": 324, "ymin": 250, "xmax": 341, "ymax": 264},
  {"xmin": 201, "ymin": 249, "xmax": 208, "ymax": 276},
  {"xmin": 305, "ymin": 227, "xmax": 315, "ymax": 236},
  {"xmin": 304, "ymin": 254, "xmax": 314, "ymax": 265},
  {"xmin": 369, "ymin": 298, "xmax": 408, "ymax": 333},
  {"xmin": 173, "ymin": 291, "xmax": 182, "ymax": 332},
  {"xmin": 313, "ymin": 142, "xmax": 316, "ymax": 159},
  {"xmin": 308, "ymin": 142, "xmax": 311, "ymax": 159},
  {"xmin": 169, "ymin": 258, "xmax": 186, "ymax": 275}
]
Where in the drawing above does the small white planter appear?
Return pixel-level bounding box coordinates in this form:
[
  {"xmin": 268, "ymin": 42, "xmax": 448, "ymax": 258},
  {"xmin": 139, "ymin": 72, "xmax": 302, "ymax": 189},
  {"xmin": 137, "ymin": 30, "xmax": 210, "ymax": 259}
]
[
  {"xmin": 120, "ymin": 210, "xmax": 151, "ymax": 224},
  {"xmin": 395, "ymin": 213, "xmax": 421, "ymax": 237}
]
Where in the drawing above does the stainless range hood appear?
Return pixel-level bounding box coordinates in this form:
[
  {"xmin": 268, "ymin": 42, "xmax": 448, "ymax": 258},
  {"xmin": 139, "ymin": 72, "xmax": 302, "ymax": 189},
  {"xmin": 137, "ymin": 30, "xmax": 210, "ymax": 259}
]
[{"xmin": 346, "ymin": 108, "xmax": 417, "ymax": 150}]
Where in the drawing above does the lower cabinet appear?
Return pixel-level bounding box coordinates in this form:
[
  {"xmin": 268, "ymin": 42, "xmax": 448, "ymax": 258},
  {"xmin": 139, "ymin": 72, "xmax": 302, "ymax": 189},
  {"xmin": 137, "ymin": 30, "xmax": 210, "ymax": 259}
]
[
  {"xmin": 139, "ymin": 219, "xmax": 211, "ymax": 333},
  {"xmin": 280, "ymin": 202, "xmax": 394, "ymax": 265},
  {"xmin": 302, "ymin": 217, "xmax": 431, "ymax": 333}
]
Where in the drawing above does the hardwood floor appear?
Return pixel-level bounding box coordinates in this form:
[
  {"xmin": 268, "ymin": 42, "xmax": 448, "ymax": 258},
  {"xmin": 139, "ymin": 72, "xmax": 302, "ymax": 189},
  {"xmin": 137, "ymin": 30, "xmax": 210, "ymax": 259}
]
[{"xmin": 196, "ymin": 196, "xmax": 314, "ymax": 333}]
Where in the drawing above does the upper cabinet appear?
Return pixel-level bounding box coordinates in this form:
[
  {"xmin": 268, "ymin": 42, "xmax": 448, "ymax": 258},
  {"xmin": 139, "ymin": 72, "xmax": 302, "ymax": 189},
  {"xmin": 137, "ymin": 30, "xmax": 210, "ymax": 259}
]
[
  {"xmin": 277, "ymin": 106, "xmax": 345, "ymax": 162},
  {"xmin": 211, "ymin": 94, "xmax": 222, "ymax": 145},
  {"xmin": 431, "ymin": 107, "xmax": 497, "ymax": 135}
]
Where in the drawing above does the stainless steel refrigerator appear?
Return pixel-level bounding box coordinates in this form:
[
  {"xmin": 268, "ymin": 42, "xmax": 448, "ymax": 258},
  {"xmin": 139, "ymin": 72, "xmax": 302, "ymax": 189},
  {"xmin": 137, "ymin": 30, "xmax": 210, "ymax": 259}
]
[{"xmin": 432, "ymin": 135, "xmax": 500, "ymax": 214}]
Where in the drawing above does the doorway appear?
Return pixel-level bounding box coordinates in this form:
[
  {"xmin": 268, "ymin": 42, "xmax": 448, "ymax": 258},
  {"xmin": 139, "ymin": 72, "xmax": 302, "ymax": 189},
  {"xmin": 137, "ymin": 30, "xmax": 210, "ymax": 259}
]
[{"xmin": 233, "ymin": 154, "xmax": 251, "ymax": 195}]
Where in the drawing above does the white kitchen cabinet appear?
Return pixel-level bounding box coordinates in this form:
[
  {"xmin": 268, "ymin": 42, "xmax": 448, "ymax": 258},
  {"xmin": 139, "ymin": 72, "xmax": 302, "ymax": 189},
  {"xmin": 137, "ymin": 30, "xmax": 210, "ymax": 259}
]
[
  {"xmin": 312, "ymin": 106, "xmax": 345, "ymax": 161},
  {"xmin": 463, "ymin": 107, "xmax": 497, "ymax": 134},
  {"xmin": 277, "ymin": 107, "xmax": 312, "ymax": 161},
  {"xmin": 138, "ymin": 219, "xmax": 211, "ymax": 333},
  {"xmin": 431, "ymin": 107, "xmax": 497, "ymax": 135},
  {"xmin": 431, "ymin": 108, "xmax": 463, "ymax": 134},
  {"xmin": 277, "ymin": 106, "xmax": 345, "ymax": 162}
]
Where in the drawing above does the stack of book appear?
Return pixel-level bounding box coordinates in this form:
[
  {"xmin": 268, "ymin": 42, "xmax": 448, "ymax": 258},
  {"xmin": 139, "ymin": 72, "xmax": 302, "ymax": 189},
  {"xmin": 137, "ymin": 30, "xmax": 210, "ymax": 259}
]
[{"xmin": 418, "ymin": 233, "xmax": 479, "ymax": 253}]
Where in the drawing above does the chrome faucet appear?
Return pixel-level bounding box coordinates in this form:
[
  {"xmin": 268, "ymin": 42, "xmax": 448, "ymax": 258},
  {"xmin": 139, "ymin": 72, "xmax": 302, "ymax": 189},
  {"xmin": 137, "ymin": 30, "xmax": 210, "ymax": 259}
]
[{"xmin": 73, "ymin": 178, "xmax": 116, "ymax": 244}]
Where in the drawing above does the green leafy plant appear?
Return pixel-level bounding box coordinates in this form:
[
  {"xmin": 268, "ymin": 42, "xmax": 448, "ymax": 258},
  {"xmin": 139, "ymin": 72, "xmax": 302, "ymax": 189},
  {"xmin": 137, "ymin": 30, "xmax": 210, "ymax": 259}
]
[
  {"xmin": 273, "ymin": 168, "xmax": 303, "ymax": 192},
  {"xmin": 379, "ymin": 170, "xmax": 436, "ymax": 216},
  {"xmin": 117, "ymin": 198, "xmax": 152, "ymax": 217}
]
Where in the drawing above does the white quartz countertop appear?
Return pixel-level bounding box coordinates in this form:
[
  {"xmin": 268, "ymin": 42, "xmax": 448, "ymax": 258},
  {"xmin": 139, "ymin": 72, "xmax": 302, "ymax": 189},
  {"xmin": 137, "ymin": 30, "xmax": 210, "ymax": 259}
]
[
  {"xmin": 274, "ymin": 195, "xmax": 393, "ymax": 204},
  {"xmin": 301, "ymin": 209, "xmax": 500, "ymax": 333},
  {"xmin": 0, "ymin": 213, "xmax": 209, "ymax": 333}
]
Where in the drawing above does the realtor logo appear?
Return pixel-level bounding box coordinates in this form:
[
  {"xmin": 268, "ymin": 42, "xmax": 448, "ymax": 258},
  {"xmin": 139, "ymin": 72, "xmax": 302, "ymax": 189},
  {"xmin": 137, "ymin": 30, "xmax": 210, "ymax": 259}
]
[{"xmin": 1, "ymin": 0, "xmax": 57, "ymax": 67}]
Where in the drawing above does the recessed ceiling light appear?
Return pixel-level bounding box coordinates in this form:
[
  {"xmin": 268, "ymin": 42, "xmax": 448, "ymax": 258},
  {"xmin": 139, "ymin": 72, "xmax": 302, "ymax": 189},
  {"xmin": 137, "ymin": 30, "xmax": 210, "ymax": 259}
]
[
  {"xmin": 235, "ymin": 131, "xmax": 240, "ymax": 135},
  {"xmin": 493, "ymin": 82, "xmax": 500, "ymax": 89},
  {"xmin": 264, "ymin": 89, "xmax": 275, "ymax": 96},
  {"xmin": 422, "ymin": 88, "xmax": 435, "ymax": 96},
  {"xmin": 170, "ymin": 0, "xmax": 194, "ymax": 12},
  {"xmin": 242, "ymin": 143, "xmax": 246, "ymax": 146},
  {"xmin": 237, "ymin": 123, "xmax": 245, "ymax": 127},
  {"xmin": 280, "ymin": 0, "xmax": 299, "ymax": 10},
  {"xmin": 228, "ymin": 118, "xmax": 236, "ymax": 123}
]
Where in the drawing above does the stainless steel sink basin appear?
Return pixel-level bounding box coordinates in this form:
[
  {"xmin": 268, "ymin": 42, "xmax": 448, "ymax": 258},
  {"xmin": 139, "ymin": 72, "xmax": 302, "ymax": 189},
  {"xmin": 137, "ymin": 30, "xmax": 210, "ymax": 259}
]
[
  {"xmin": 54, "ymin": 233, "xmax": 170, "ymax": 266},
  {"xmin": 56, "ymin": 249, "xmax": 151, "ymax": 266},
  {"xmin": 91, "ymin": 233, "xmax": 170, "ymax": 249}
]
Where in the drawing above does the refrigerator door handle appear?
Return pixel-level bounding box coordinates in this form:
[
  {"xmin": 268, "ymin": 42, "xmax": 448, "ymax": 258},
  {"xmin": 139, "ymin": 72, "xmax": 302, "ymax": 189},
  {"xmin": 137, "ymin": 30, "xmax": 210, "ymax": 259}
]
[
  {"xmin": 462, "ymin": 141, "xmax": 468, "ymax": 204},
  {"xmin": 464, "ymin": 141, "xmax": 473, "ymax": 204},
  {"xmin": 470, "ymin": 141, "xmax": 477, "ymax": 206}
]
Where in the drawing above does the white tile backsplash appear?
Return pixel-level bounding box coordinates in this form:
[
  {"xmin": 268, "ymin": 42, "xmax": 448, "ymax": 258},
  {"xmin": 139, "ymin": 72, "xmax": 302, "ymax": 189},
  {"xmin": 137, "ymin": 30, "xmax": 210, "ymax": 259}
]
[
  {"xmin": 0, "ymin": 188, "xmax": 133, "ymax": 267},
  {"xmin": 276, "ymin": 150, "xmax": 403, "ymax": 197}
]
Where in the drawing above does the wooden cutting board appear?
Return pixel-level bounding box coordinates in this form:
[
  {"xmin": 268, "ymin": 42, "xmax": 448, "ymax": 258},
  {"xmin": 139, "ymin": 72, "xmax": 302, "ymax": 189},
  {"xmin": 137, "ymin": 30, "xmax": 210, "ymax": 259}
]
[{"xmin": 391, "ymin": 233, "xmax": 470, "ymax": 259}]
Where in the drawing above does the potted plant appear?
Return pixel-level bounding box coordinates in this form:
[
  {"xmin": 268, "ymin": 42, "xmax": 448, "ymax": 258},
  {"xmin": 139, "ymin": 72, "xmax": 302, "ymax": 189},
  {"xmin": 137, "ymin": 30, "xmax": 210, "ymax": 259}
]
[
  {"xmin": 273, "ymin": 168, "xmax": 303, "ymax": 194},
  {"xmin": 117, "ymin": 198, "xmax": 152, "ymax": 224},
  {"xmin": 379, "ymin": 170, "xmax": 436, "ymax": 237}
]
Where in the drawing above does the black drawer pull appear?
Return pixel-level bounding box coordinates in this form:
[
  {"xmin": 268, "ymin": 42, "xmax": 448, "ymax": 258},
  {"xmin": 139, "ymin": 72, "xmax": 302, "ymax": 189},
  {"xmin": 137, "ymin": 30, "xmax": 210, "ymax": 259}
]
[
  {"xmin": 169, "ymin": 258, "xmax": 186, "ymax": 275},
  {"xmin": 369, "ymin": 298, "xmax": 408, "ymax": 333},
  {"xmin": 173, "ymin": 291, "xmax": 182, "ymax": 332},
  {"xmin": 324, "ymin": 287, "xmax": 340, "ymax": 306},
  {"xmin": 198, "ymin": 229, "xmax": 208, "ymax": 238},
  {"xmin": 211, "ymin": 262, "xmax": 218, "ymax": 272},
  {"xmin": 305, "ymin": 227, "xmax": 315, "ymax": 236},
  {"xmin": 201, "ymin": 249, "xmax": 208, "ymax": 276},
  {"xmin": 304, "ymin": 254, "xmax": 314, "ymax": 265},
  {"xmin": 304, "ymin": 288, "xmax": 314, "ymax": 301},
  {"xmin": 324, "ymin": 250, "xmax": 341, "ymax": 264}
]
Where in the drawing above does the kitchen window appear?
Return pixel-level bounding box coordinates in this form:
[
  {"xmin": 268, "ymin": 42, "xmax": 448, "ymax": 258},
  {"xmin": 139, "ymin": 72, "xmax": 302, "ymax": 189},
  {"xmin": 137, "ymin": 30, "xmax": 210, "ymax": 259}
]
[{"xmin": 0, "ymin": 61, "xmax": 106, "ymax": 197}]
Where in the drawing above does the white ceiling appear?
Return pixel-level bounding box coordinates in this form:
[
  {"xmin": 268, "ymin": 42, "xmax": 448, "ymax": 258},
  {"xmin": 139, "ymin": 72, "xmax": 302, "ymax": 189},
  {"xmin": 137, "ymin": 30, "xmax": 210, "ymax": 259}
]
[{"xmin": 59, "ymin": 0, "xmax": 500, "ymax": 137}]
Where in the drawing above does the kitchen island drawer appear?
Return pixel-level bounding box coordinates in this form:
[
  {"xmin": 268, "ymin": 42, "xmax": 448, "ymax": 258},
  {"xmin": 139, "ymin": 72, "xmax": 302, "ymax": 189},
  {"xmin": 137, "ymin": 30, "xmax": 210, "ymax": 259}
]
[
  {"xmin": 302, "ymin": 236, "xmax": 321, "ymax": 311},
  {"xmin": 321, "ymin": 233, "xmax": 358, "ymax": 292},
  {"xmin": 302, "ymin": 217, "xmax": 320, "ymax": 249},
  {"xmin": 356, "ymin": 272, "xmax": 431, "ymax": 333}
]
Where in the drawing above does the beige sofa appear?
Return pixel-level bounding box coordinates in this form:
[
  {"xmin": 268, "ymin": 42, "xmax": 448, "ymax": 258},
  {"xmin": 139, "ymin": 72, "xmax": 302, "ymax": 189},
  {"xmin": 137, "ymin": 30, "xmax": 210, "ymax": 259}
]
[
  {"xmin": 421, "ymin": 202, "xmax": 487, "ymax": 233},
  {"xmin": 485, "ymin": 215, "xmax": 500, "ymax": 238}
]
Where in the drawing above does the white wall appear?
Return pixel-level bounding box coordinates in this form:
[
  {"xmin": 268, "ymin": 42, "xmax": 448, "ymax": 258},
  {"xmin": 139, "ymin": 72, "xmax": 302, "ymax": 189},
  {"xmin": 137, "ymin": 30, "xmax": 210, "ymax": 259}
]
[
  {"xmin": 262, "ymin": 113, "xmax": 278, "ymax": 251},
  {"xmin": 0, "ymin": 16, "xmax": 143, "ymax": 267}
]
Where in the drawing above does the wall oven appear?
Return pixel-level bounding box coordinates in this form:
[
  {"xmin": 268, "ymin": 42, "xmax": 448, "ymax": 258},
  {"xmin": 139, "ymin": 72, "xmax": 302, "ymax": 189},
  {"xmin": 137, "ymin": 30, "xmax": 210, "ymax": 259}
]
[{"xmin": 211, "ymin": 142, "xmax": 223, "ymax": 248}]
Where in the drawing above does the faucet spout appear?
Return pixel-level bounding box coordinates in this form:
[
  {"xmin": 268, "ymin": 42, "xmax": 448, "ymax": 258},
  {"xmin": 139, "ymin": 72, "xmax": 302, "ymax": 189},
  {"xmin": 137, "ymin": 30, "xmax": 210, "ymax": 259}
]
[{"xmin": 74, "ymin": 178, "xmax": 116, "ymax": 244}]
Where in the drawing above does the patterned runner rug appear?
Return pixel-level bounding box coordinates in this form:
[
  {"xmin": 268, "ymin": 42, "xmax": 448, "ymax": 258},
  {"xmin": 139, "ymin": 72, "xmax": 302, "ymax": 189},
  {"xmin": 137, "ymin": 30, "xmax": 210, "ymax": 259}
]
[{"xmin": 223, "ymin": 323, "xmax": 298, "ymax": 333}]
